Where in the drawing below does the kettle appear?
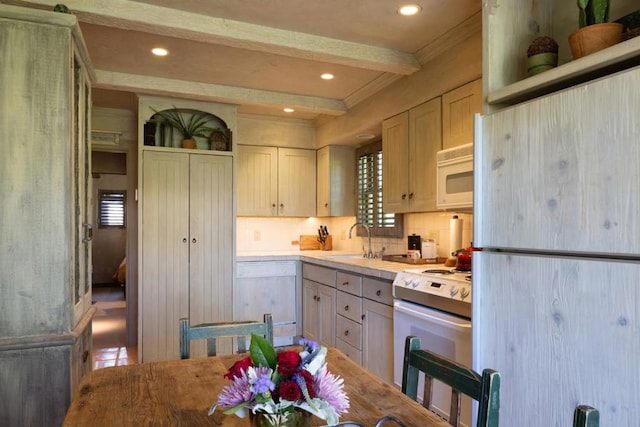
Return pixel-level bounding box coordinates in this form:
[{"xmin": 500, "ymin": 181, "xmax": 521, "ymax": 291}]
[{"xmin": 452, "ymin": 245, "xmax": 481, "ymax": 271}]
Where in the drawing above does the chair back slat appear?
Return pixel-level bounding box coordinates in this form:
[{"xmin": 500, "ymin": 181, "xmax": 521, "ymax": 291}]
[
  {"xmin": 402, "ymin": 336, "xmax": 500, "ymax": 427},
  {"xmin": 573, "ymin": 405, "xmax": 599, "ymax": 427},
  {"xmin": 179, "ymin": 313, "xmax": 273, "ymax": 359}
]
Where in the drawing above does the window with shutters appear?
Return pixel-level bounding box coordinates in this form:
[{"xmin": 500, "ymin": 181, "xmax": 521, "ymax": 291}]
[
  {"xmin": 356, "ymin": 141, "xmax": 403, "ymax": 238},
  {"xmin": 98, "ymin": 190, "xmax": 126, "ymax": 228}
]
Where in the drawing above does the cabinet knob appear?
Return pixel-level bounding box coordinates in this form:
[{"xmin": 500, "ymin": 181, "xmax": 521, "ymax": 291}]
[
  {"xmin": 82, "ymin": 350, "xmax": 89, "ymax": 363},
  {"xmin": 376, "ymin": 290, "xmax": 381, "ymax": 296},
  {"xmin": 344, "ymin": 305, "xmax": 349, "ymax": 311},
  {"xmin": 313, "ymin": 295, "xmax": 317, "ymax": 301},
  {"xmin": 192, "ymin": 238, "xmax": 197, "ymax": 243},
  {"xmin": 183, "ymin": 238, "xmax": 188, "ymax": 243},
  {"xmin": 279, "ymin": 203, "xmax": 284, "ymax": 214},
  {"xmin": 361, "ymin": 314, "xmax": 365, "ymax": 320},
  {"xmin": 317, "ymin": 296, "xmax": 320, "ymax": 302},
  {"xmin": 344, "ymin": 330, "xmax": 349, "ymax": 336},
  {"xmin": 324, "ymin": 202, "xmax": 329, "ymax": 208},
  {"xmin": 409, "ymin": 192, "xmax": 414, "ymax": 199},
  {"xmin": 402, "ymin": 193, "xmax": 407, "ymax": 200}
]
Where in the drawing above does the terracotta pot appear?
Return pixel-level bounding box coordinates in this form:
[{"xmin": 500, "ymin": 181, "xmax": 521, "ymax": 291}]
[
  {"xmin": 249, "ymin": 410, "xmax": 312, "ymax": 427},
  {"xmin": 527, "ymin": 52, "xmax": 558, "ymax": 76},
  {"xmin": 181, "ymin": 138, "xmax": 196, "ymax": 149},
  {"xmin": 568, "ymin": 23, "xmax": 623, "ymax": 59}
]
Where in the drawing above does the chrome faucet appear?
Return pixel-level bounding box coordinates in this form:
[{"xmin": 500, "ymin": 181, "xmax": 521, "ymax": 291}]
[{"xmin": 349, "ymin": 222, "xmax": 374, "ymax": 259}]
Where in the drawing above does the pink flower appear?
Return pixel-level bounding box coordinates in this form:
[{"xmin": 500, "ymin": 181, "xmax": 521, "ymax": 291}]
[{"xmin": 315, "ymin": 365, "xmax": 349, "ymax": 415}]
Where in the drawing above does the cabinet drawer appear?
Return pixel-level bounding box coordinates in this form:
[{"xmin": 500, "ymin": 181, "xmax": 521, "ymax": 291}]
[
  {"xmin": 336, "ymin": 271, "xmax": 362, "ymax": 296},
  {"xmin": 237, "ymin": 261, "xmax": 296, "ymax": 278},
  {"xmin": 336, "ymin": 291, "xmax": 362, "ymax": 323},
  {"xmin": 335, "ymin": 337, "xmax": 363, "ymax": 365},
  {"xmin": 362, "ymin": 277, "xmax": 393, "ymax": 306},
  {"xmin": 336, "ymin": 314, "xmax": 362, "ymax": 349},
  {"xmin": 303, "ymin": 263, "xmax": 336, "ymax": 287}
]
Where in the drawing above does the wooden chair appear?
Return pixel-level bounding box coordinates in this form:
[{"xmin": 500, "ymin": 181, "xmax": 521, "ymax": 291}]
[
  {"xmin": 179, "ymin": 313, "xmax": 273, "ymax": 359},
  {"xmin": 573, "ymin": 405, "xmax": 599, "ymax": 427},
  {"xmin": 401, "ymin": 336, "xmax": 500, "ymax": 427}
]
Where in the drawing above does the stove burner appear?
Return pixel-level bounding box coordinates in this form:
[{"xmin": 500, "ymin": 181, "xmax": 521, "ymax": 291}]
[{"xmin": 422, "ymin": 269, "xmax": 454, "ymax": 274}]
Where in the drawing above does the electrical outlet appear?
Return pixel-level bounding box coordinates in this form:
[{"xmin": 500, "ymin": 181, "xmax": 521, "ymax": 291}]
[
  {"xmin": 340, "ymin": 230, "xmax": 346, "ymax": 240},
  {"xmin": 291, "ymin": 240, "xmax": 299, "ymax": 245},
  {"xmin": 427, "ymin": 231, "xmax": 438, "ymax": 241},
  {"xmin": 254, "ymin": 230, "xmax": 261, "ymax": 241}
]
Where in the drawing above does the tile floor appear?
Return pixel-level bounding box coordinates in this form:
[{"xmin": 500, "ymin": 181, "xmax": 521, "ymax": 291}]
[{"xmin": 92, "ymin": 285, "xmax": 137, "ymax": 369}]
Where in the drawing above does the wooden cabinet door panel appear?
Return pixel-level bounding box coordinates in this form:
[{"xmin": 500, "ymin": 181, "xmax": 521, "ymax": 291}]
[
  {"xmin": 363, "ymin": 299, "xmax": 394, "ymax": 383},
  {"xmin": 382, "ymin": 111, "xmax": 410, "ymax": 212},
  {"xmin": 278, "ymin": 148, "xmax": 316, "ymax": 216},
  {"xmin": 237, "ymin": 145, "xmax": 277, "ymax": 215},
  {"xmin": 442, "ymin": 79, "xmax": 482, "ymax": 149},
  {"xmin": 302, "ymin": 279, "xmax": 319, "ymax": 342}
]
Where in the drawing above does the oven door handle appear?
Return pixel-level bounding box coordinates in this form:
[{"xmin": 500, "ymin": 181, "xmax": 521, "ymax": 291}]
[{"xmin": 394, "ymin": 301, "xmax": 471, "ymax": 330}]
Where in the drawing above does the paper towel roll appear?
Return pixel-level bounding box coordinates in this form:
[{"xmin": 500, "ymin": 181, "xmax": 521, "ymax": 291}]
[{"xmin": 450, "ymin": 215, "xmax": 463, "ymax": 253}]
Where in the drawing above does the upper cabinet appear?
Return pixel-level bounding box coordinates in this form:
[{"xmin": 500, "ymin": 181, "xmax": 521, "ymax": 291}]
[
  {"xmin": 442, "ymin": 79, "xmax": 482, "ymax": 149},
  {"xmin": 383, "ymin": 97, "xmax": 442, "ymax": 213},
  {"xmin": 484, "ymin": 1, "xmax": 639, "ymax": 112},
  {"xmin": 237, "ymin": 145, "xmax": 316, "ymax": 217},
  {"xmin": 317, "ymin": 145, "xmax": 355, "ymax": 217}
]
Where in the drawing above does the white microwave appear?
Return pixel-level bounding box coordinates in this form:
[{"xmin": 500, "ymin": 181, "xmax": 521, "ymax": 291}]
[{"xmin": 436, "ymin": 142, "xmax": 473, "ymax": 210}]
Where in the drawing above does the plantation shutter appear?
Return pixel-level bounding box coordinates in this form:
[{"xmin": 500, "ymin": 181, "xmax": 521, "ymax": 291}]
[{"xmin": 98, "ymin": 190, "xmax": 126, "ymax": 228}]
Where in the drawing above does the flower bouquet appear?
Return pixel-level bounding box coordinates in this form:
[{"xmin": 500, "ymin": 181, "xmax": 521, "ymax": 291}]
[{"xmin": 210, "ymin": 335, "xmax": 350, "ymax": 427}]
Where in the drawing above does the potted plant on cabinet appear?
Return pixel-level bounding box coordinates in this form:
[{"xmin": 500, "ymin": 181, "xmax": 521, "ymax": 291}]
[
  {"xmin": 208, "ymin": 127, "xmax": 231, "ymax": 151},
  {"xmin": 151, "ymin": 107, "xmax": 217, "ymax": 149},
  {"xmin": 527, "ymin": 36, "xmax": 559, "ymax": 75},
  {"xmin": 568, "ymin": 0, "xmax": 623, "ymax": 59}
]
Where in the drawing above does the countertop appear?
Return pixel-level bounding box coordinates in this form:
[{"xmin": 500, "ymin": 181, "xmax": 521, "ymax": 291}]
[{"xmin": 237, "ymin": 250, "xmax": 445, "ymax": 281}]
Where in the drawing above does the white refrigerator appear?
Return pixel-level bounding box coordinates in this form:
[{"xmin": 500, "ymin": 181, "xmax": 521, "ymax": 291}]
[{"xmin": 474, "ymin": 66, "xmax": 640, "ymax": 425}]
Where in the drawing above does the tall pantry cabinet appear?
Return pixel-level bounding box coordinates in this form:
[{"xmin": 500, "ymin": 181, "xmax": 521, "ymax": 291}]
[
  {"xmin": 0, "ymin": 6, "xmax": 95, "ymax": 425},
  {"xmin": 138, "ymin": 97, "xmax": 236, "ymax": 362}
]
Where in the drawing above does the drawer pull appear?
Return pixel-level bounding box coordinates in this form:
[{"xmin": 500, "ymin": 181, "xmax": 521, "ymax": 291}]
[
  {"xmin": 342, "ymin": 281, "xmax": 349, "ymax": 286},
  {"xmin": 344, "ymin": 305, "xmax": 349, "ymax": 311},
  {"xmin": 376, "ymin": 290, "xmax": 381, "ymax": 296},
  {"xmin": 344, "ymin": 330, "xmax": 349, "ymax": 336},
  {"xmin": 361, "ymin": 314, "xmax": 365, "ymax": 320},
  {"xmin": 82, "ymin": 350, "xmax": 89, "ymax": 363}
]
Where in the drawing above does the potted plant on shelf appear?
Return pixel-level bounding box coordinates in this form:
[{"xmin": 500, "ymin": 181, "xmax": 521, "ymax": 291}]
[
  {"xmin": 208, "ymin": 127, "xmax": 231, "ymax": 151},
  {"xmin": 526, "ymin": 36, "xmax": 559, "ymax": 75},
  {"xmin": 568, "ymin": 0, "xmax": 623, "ymax": 59},
  {"xmin": 150, "ymin": 107, "xmax": 216, "ymax": 149}
]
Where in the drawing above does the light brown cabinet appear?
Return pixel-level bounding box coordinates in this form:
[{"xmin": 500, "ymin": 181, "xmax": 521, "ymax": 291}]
[
  {"xmin": 302, "ymin": 264, "xmax": 336, "ymax": 347},
  {"xmin": 441, "ymin": 79, "xmax": 482, "ymax": 149},
  {"xmin": 237, "ymin": 145, "xmax": 316, "ymax": 216},
  {"xmin": 316, "ymin": 145, "xmax": 355, "ymax": 217},
  {"xmin": 382, "ymin": 97, "xmax": 442, "ymax": 213}
]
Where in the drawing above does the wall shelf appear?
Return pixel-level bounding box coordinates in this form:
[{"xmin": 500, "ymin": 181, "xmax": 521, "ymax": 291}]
[{"xmin": 488, "ymin": 37, "xmax": 640, "ymax": 106}]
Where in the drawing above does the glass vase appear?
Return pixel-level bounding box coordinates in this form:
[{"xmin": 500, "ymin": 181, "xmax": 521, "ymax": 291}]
[{"xmin": 249, "ymin": 410, "xmax": 313, "ymax": 427}]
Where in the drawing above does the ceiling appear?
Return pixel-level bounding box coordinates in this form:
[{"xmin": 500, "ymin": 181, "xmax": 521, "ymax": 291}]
[{"xmin": 6, "ymin": 0, "xmax": 481, "ymax": 122}]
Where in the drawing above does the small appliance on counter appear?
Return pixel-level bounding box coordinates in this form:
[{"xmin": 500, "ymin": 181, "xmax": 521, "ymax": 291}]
[
  {"xmin": 421, "ymin": 239, "xmax": 437, "ymax": 262},
  {"xmin": 408, "ymin": 234, "xmax": 421, "ymax": 251}
]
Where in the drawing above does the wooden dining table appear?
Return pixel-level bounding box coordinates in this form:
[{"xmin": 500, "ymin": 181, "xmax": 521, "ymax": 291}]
[{"xmin": 63, "ymin": 347, "xmax": 449, "ymax": 426}]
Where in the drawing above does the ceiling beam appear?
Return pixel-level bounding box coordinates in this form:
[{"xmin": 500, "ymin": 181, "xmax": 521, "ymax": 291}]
[
  {"xmin": 94, "ymin": 70, "xmax": 348, "ymax": 116},
  {"xmin": 10, "ymin": 0, "xmax": 420, "ymax": 75}
]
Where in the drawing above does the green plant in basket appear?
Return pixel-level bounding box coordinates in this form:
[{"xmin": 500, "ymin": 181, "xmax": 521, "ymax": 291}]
[{"xmin": 150, "ymin": 107, "xmax": 217, "ymax": 148}]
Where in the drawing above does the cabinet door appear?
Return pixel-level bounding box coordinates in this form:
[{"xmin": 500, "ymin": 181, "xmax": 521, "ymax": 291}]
[
  {"xmin": 408, "ymin": 97, "xmax": 442, "ymax": 212},
  {"xmin": 382, "ymin": 111, "xmax": 410, "ymax": 213},
  {"xmin": 188, "ymin": 154, "xmax": 233, "ymax": 328},
  {"xmin": 236, "ymin": 145, "xmax": 278, "ymax": 215},
  {"xmin": 442, "ymin": 79, "xmax": 482, "ymax": 149},
  {"xmin": 278, "ymin": 148, "xmax": 316, "ymax": 216},
  {"xmin": 316, "ymin": 145, "xmax": 355, "ymax": 217},
  {"xmin": 302, "ymin": 279, "xmax": 319, "ymax": 342},
  {"xmin": 363, "ymin": 299, "xmax": 394, "ymax": 383},
  {"xmin": 141, "ymin": 151, "xmax": 190, "ymax": 362},
  {"xmin": 317, "ymin": 283, "xmax": 336, "ymax": 347}
]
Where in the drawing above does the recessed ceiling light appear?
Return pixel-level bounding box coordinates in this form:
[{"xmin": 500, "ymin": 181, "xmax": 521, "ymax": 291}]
[
  {"xmin": 320, "ymin": 73, "xmax": 335, "ymax": 80},
  {"xmin": 151, "ymin": 47, "xmax": 168, "ymax": 56},
  {"xmin": 283, "ymin": 108, "xmax": 295, "ymax": 113},
  {"xmin": 357, "ymin": 133, "xmax": 376, "ymax": 140},
  {"xmin": 398, "ymin": 4, "xmax": 422, "ymax": 16}
]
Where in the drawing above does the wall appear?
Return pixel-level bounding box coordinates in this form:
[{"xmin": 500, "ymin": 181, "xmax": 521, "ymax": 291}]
[{"xmin": 236, "ymin": 212, "xmax": 473, "ymax": 259}]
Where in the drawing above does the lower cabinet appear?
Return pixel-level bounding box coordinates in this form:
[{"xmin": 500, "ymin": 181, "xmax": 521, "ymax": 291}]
[
  {"xmin": 303, "ymin": 263, "xmax": 394, "ymax": 383},
  {"xmin": 236, "ymin": 261, "xmax": 300, "ymax": 346},
  {"xmin": 302, "ymin": 264, "xmax": 336, "ymax": 346}
]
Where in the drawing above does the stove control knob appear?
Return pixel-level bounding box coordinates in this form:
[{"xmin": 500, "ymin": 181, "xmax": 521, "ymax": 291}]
[
  {"xmin": 460, "ymin": 288, "xmax": 470, "ymax": 301},
  {"xmin": 411, "ymin": 278, "xmax": 421, "ymax": 288},
  {"xmin": 404, "ymin": 278, "xmax": 412, "ymax": 287},
  {"xmin": 449, "ymin": 287, "xmax": 459, "ymax": 298}
]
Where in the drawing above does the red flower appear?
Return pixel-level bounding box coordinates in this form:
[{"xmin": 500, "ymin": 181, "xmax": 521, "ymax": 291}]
[
  {"xmin": 278, "ymin": 380, "xmax": 303, "ymax": 401},
  {"xmin": 277, "ymin": 351, "xmax": 301, "ymax": 377},
  {"xmin": 224, "ymin": 356, "xmax": 253, "ymax": 380},
  {"xmin": 294, "ymin": 369, "xmax": 316, "ymax": 399}
]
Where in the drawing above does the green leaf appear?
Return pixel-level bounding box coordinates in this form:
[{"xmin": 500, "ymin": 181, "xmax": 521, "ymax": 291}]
[{"xmin": 249, "ymin": 333, "xmax": 277, "ymax": 369}]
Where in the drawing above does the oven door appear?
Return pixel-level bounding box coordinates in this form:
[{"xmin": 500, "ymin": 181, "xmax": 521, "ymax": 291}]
[{"xmin": 393, "ymin": 299, "xmax": 472, "ymax": 426}]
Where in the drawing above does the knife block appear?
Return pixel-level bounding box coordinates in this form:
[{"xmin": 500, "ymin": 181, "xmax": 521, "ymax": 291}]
[{"xmin": 320, "ymin": 235, "xmax": 332, "ymax": 251}]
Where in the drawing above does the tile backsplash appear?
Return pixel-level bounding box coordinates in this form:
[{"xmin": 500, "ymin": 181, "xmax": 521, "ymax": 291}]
[{"xmin": 236, "ymin": 212, "xmax": 472, "ymax": 258}]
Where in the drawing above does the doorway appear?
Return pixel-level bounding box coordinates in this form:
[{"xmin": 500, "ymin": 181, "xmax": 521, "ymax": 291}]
[{"xmin": 91, "ymin": 150, "xmax": 137, "ymax": 367}]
